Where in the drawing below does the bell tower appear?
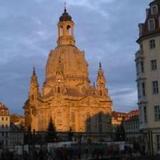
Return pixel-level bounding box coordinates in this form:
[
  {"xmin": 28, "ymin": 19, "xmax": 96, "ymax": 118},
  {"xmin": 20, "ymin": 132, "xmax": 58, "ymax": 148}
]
[{"xmin": 57, "ymin": 7, "xmax": 75, "ymax": 46}]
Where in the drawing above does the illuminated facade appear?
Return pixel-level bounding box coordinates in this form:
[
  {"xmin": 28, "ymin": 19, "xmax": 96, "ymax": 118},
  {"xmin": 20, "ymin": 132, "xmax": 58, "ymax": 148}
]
[{"xmin": 24, "ymin": 8, "xmax": 112, "ymax": 133}]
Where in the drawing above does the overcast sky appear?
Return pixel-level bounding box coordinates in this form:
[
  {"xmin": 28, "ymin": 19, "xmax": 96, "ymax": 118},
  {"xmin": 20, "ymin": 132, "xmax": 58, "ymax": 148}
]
[{"xmin": 0, "ymin": 0, "xmax": 150, "ymax": 114}]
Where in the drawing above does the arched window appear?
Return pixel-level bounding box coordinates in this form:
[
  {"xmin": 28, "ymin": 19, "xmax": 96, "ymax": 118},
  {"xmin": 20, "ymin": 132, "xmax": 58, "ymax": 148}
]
[
  {"xmin": 100, "ymin": 90, "xmax": 103, "ymax": 96},
  {"xmin": 98, "ymin": 113, "xmax": 103, "ymax": 133},
  {"xmin": 60, "ymin": 26, "xmax": 63, "ymax": 36},
  {"xmin": 148, "ymin": 18, "xmax": 155, "ymax": 31},
  {"xmin": 87, "ymin": 113, "xmax": 91, "ymax": 132},
  {"xmin": 58, "ymin": 87, "xmax": 60, "ymax": 93},
  {"xmin": 67, "ymin": 25, "xmax": 72, "ymax": 35},
  {"xmin": 138, "ymin": 23, "xmax": 143, "ymax": 36},
  {"xmin": 151, "ymin": 5, "xmax": 158, "ymax": 15}
]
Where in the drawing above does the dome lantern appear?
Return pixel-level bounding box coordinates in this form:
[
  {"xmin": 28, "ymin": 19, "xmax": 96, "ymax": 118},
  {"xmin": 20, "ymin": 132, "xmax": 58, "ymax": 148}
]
[{"xmin": 57, "ymin": 7, "xmax": 75, "ymax": 46}]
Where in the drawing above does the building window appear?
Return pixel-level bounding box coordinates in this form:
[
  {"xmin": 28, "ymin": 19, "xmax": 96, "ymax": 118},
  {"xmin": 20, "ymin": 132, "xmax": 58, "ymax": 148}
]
[
  {"xmin": 57, "ymin": 87, "xmax": 60, "ymax": 93},
  {"xmin": 149, "ymin": 39, "xmax": 156, "ymax": 49},
  {"xmin": 157, "ymin": 135, "xmax": 160, "ymax": 150},
  {"xmin": 87, "ymin": 113, "xmax": 91, "ymax": 132},
  {"xmin": 142, "ymin": 82, "xmax": 146, "ymax": 96},
  {"xmin": 32, "ymin": 95, "xmax": 34, "ymax": 100},
  {"xmin": 151, "ymin": 60, "xmax": 157, "ymax": 71},
  {"xmin": 148, "ymin": 19, "xmax": 155, "ymax": 31},
  {"xmin": 144, "ymin": 106, "xmax": 147, "ymax": 123},
  {"xmin": 60, "ymin": 26, "xmax": 63, "ymax": 36},
  {"xmin": 67, "ymin": 25, "xmax": 72, "ymax": 35},
  {"xmin": 140, "ymin": 61, "xmax": 144, "ymax": 73},
  {"xmin": 98, "ymin": 113, "xmax": 103, "ymax": 133},
  {"xmin": 136, "ymin": 61, "xmax": 144, "ymax": 75},
  {"xmin": 139, "ymin": 24, "xmax": 143, "ymax": 36},
  {"xmin": 137, "ymin": 83, "xmax": 141, "ymax": 98},
  {"xmin": 139, "ymin": 107, "xmax": 143, "ymax": 124},
  {"xmin": 5, "ymin": 140, "xmax": 8, "ymax": 145},
  {"xmin": 151, "ymin": 5, "xmax": 158, "ymax": 15},
  {"xmin": 136, "ymin": 63, "xmax": 139, "ymax": 74},
  {"xmin": 100, "ymin": 90, "xmax": 102, "ymax": 96},
  {"xmin": 155, "ymin": 105, "xmax": 160, "ymax": 121},
  {"xmin": 152, "ymin": 81, "xmax": 159, "ymax": 94},
  {"xmin": 140, "ymin": 44, "xmax": 143, "ymax": 51}
]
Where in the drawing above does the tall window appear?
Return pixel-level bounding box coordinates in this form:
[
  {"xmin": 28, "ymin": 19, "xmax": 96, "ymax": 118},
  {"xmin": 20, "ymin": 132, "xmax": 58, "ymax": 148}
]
[
  {"xmin": 151, "ymin": 5, "xmax": 158, "ymax": 15},
  {"xmin": 137, "ymin": 82, "xmax": 141, "ymax": 98},
  {"xmin": 144, "ymin": 106, "xmax": 147, "ymax": 123},
  {"xmin": 140, "ymin": 61, "xmax": 144, "ymax": 73},
  {"xmin": 142, "ymin": 82, "xmax": 146, "ymax": 96},
  {"xmin": 151, "ymin": 60, "xmax": 157, "ymax": 71},
  {"xmin": 148, "ymin": 19, "xmax": 155, "ymax": 31},
  {"xmin": 149, "ymin": 39, "xmax": 156, "ymax": 49},
  {"xmin": 152, "ymin": 81, "xmax": 159, "ymax": 94},
  {"xmin": 60, "ymin": 26, "xmax": 63, "ymax": 36},
  {"xmin": 136, "ymin": 62, "xmax": 139, "ymax": 74},
  {"xmin": 139, "ymin": 107, "xmax": 143, "ymax": 124},
  {"xmin": 136, "ymin": 61, "xmax": 144, "ymax": 75},
  {"xmin": 98, "ymin": 113, "xmax": 103, "ymax": 133},
  {"xmin": 155, "ymin": 105, "xmax": 160, "ymax": 121},
  {"xmin": 67, "ymin": 25, "xmax": 72, "ymax": 35},
  {"xmin": 139, "ymin": 24, "xmax": 143, "ymax": 36},
  {"xmin": 57, "ymin": 87, "xmax": 60, "ymax": 93},
  {"xmin": 87, "ymin": 113, "xmax": 91, "ymax": 132},
  {"xmin": 157, "ymin": 135, "xmax": 160, "ymax": 150}
]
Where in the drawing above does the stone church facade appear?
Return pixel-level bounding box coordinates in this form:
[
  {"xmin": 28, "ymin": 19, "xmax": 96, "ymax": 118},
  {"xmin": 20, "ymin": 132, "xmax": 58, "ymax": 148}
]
[{"xmin": 24, "ymin": 8, "xmax": 112, "ymax": 133}]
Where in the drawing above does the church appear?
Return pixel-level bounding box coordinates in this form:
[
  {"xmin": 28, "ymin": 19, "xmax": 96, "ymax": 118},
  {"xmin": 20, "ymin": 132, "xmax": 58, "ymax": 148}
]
[{"xmin": 24, "ymin": 8, "xmax": 112, "ymax": 133}]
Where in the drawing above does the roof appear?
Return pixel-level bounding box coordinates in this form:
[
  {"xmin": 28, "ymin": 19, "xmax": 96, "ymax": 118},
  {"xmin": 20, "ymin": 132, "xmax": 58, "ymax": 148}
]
[
  {"xmin": 112, "ymin": 109, "xmax": 139, "ymax": 120},
  {"xmin": 137, "ymin": 0, "xmax": 160, "ymax": 42},
  {"xmin": 125, "ymin": 109, "xmax": 139, "ymax": 121},
  {"xmin": 0, "ymin": 102, "xmax": 9, "ymax": 116},
  {"xmin": 59, "ymin": 8, "xmax": 72, "ymax": 22},
  {"xmin": 150, "ymin": 0, "xmax": 160, "ymax": 6},
  {"xmin": 112, "ymin": 111, "xmax": 127, "ymax": 117}
]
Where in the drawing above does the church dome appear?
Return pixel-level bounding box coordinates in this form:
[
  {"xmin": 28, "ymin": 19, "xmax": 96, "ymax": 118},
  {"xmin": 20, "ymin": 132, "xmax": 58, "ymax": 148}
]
[
  {"xmin": 45, "ymin": 45, "xmax": 89, "ymax": 87},
  {"xmin": 59, "ymin": 8, "xmax": 72, "ymax": 22}
]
